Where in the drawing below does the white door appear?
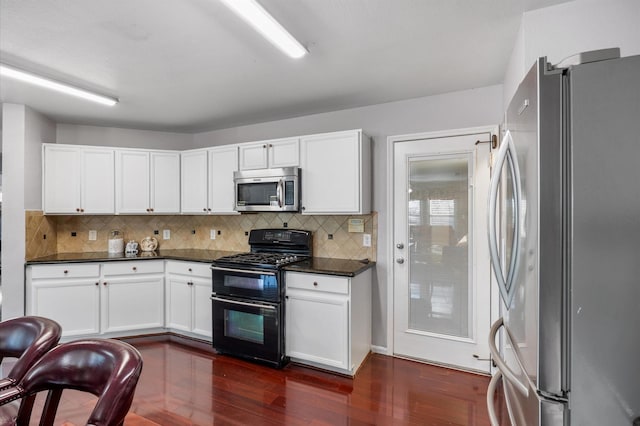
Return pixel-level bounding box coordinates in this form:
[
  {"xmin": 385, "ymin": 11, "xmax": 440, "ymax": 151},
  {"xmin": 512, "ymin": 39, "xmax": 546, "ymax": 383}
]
[
  {"xmin": 392, "ymin": 129, "xmax": 494, "ymax": 373},
  {"xmin": 150, "ymin": 151, "xmax": 180, "ymax": 213}
]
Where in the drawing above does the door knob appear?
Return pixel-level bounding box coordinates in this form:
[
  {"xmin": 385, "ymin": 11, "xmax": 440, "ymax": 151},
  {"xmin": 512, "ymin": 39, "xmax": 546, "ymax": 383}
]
[
  {"xmin": 396, "ymin": 243, "xmax": 404, "ymax": 249},
  {"xmin": 396, "ymin": 258, "xmax": 405, "ymax": 264}
]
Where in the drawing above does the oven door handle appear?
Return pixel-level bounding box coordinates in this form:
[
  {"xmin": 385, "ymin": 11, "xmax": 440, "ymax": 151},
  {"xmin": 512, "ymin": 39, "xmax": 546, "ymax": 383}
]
[
  {"xmin": 210, "ymin": 295, "xmax": 277, "ymax": 311},
  {"xmin": 210, "ymin": 266, "xmax": 276, "ymax": 276}
]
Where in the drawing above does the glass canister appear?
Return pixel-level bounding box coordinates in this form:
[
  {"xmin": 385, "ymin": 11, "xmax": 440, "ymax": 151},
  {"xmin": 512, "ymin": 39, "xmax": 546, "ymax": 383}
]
[{"xmin": 108, "ymin": 229, "xmax": 124, "ymax": 254}]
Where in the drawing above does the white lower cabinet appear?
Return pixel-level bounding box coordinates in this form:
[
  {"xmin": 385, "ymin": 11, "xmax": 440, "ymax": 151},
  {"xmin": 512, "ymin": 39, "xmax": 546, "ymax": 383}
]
[
  {"xmin": 102, "ymin": 261, "xmax": 165, "ymax": 333},
  {"xmin": 285, "ymin": 269, "xmax": 372, "ymax": 376},
  {"xmin": 26, "ymin": 261, "xmax": 165, "ymax": 339},
  {"xmin": 26, "ymin": 264, "xmax": 101, "ymax": 337},
  {"xmin": 165, "ymin": 261, "xmax": 213, "ymax": 340}
]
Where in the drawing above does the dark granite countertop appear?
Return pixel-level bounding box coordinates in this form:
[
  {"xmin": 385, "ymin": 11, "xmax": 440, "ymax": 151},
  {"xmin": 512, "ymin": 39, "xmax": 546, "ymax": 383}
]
[
  {"xmin": 26, "ymin": 251, "xmax": 375, "ymax": 277},
  {"xmin": 283, "ymin": 257, "xmax": 375, "ymax": 277},
  {"xmin": 25, "ymin": 249, "xmax": 241, "ymax": 265}
]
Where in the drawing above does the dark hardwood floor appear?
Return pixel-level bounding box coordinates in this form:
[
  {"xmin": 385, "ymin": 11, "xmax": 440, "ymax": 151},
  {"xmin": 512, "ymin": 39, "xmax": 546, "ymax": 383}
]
[{"xmin": 29, "ymin": 336, "xmax": 504, "ymax": 425}]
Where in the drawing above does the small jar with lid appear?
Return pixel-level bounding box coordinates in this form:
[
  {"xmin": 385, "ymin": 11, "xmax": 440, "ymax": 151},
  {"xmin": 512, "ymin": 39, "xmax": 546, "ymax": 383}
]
[{"xmin": 108, "ymin": 230, "xmax": 124, "ymax": 254}]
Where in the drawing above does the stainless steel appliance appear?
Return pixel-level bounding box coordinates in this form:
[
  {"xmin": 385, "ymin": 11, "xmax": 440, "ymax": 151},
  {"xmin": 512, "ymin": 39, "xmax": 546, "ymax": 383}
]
[
  {"xmin": 210, "ymin": 229, "xmax": 312, "ymax": 368},
  {"xmin": 234, "ymin": 167, "xmax": 300, "ymax": 212},
  {"xmin": 486, "ymin": 49, "xmax": 640, "ymax": 425}
]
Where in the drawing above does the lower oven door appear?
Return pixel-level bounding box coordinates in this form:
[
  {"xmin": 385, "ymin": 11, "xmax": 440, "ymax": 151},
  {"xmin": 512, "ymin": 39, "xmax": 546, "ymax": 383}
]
[{"xmin": 211, "ymin": 295, "xmax": 284, "ymax": 367}]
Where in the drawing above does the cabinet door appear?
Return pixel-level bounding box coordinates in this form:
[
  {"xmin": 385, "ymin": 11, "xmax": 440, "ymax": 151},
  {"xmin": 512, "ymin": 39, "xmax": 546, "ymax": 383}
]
[
  {"xmin": 192, "ymin": 277, "xmax": 213, "ymax": 338},
  {"xmin": 29, "ymin": 279, "xmax": 100, "ymax": 337},
  {"xmin": 286, "ymin": 290, "xmax": 349, "ymax": 370},
  {"xmin": 102, "ymin": 275, "xmax": 164, "ymax": 333},
  {"xmin": 208, "ymin": 145, "xmax": 239, "ymax": 214},
  {"xmin": 166, "ymin": 275, "xmax": 192, "ymax": 332},
  {"xmin": 239, "ymin": 142, "xmax": 269, "ymax": 170},
  {"xmin": 181, "ymin": 150, "xmax": 209, "ymax": 213},
  {"xmin": 150, "ymin": 151, "xmax": 180, "ymax": 213},
  {"xmin": 115, "ymin": 150, "xmax": 150, "ymax": 214},
  {"xmin": 300, "ymin": 130, "xmax": 368, "ymax": 214},
  {"xmin": 268, "ymin": 138, "xmax": 299, "ymax": 168},
  {"xmin": 43, "ymin": 145, "xmax": 81, "ymax": 214},
  {"xmin": 81, "ymin": 148, "xmax": 115, "ymax": 214}
]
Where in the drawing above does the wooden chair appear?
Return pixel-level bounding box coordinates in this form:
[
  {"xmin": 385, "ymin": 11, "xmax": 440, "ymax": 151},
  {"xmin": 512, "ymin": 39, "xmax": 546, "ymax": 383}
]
[
  {"xmin": 0, "ymin": 338, "xmax": 143, "ymax": 426},
  {"xmin": 0, "ymin": 316, "xmax": 62, "ymax": 390}
]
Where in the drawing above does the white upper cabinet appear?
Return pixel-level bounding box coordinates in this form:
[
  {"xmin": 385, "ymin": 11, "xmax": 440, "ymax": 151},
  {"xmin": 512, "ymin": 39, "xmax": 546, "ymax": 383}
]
[
  {"xmin": 208, "ymin": 145, "xmax": 239, "ymax": 214},
  {"xmin": 238, "ymin": 137, "xmax": 299, "ymax": 170},
  {"xmin": 181, "ymin": 145, "xmax": 238, "ymax": 214},
  {"xmin": 181, "ymin": 149, "xmax": 209, "ymax": 213},
  {"xmin": 116, "ymin": 149, "xmax": 180, "ymax": 214},
  {"xmin": 150, "ymin": 151, "xmax": 181, "ymax": 213},
  {"xmin": 299, "ymin": 129, "xmax": 371, "ymax": 215},
  {"xmin": 43, "ymin": 144, "xmax": 115, "ymax": 214}
]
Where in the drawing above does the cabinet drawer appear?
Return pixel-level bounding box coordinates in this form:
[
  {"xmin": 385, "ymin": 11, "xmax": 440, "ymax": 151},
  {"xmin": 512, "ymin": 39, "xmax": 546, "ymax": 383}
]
[
  {"xmin": 30, "ymin": 263, "xmax": 100, "ymax": 279},
  {"xmin": 103, "ymin": 260, "xmax": 164, "ymax": 276},
  {"xmin": 166, "ymin": 261, "xmax": 211, "ymax": 278},
  {"xmin": 286, "ymin": 272, "xmax": 349, "ymax": 295}
]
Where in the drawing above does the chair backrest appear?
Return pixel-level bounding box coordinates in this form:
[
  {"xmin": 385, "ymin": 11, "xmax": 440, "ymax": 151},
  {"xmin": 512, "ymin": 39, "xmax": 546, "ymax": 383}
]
[
  {"xmin": 13, "ymin": 339, "xmax": 143, "ymax": 426},
  {"xmin": 0, "ymin": 316, "xmax": 62, "ymax": 389}
]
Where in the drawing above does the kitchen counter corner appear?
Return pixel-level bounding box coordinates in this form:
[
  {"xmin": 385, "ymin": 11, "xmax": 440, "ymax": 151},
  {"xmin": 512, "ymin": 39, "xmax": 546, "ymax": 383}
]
[{"xmin": 284, "ymin": 257, "xmax": 375, "ymax": 277}]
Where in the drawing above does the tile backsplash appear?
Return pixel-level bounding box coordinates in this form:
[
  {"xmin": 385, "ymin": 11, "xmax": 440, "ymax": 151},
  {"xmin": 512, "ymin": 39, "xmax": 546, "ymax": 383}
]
[{"xmin": 25, "ymin": 211, "xmax": 377, "ymax": 261}]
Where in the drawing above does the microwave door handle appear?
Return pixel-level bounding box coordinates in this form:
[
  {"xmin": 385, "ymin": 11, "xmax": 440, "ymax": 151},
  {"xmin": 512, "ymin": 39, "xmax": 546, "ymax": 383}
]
[{"xmin": 277, "ymin": 179, "xmax": 284, "ymax": 208}]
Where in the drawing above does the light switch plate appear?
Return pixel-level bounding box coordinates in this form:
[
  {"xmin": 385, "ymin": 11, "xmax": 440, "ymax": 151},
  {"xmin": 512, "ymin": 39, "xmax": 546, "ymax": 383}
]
[
  {"xmin": 363, "ymin": 234, "xmax": 371, "ymax": 247},
  {"xmin": 163, "ymin": 229, "xmax": 171, "ymax": 240},
  {"xmin": 88, "ymin": 230, "xmax": 97, "ymax": 241},
  {"xmin": 210, "ymin": 229, "xmax": 216, "ymax": 240}
]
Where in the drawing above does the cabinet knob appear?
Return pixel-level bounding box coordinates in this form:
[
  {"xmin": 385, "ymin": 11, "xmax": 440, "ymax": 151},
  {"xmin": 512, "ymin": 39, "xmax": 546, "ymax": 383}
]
[
  {"xmin": 188, "ymin": 281, "xmax": 193, "ymax": 286},
  {"xmin": 132, "ymin": 266, "xmax": 137, "ymax": 271},
  {"xmin": 207, "ymin": 208, "xmax": 211, "ymax": 212},
  {"xmin": 188, "ymin": 268, "xmax": 192, "ymax": 272},
  {"xmin": 396, "ymin": 258, "xmax": 405, "ymax": 264},
  {"xmin": 63, "ymin": 270, "xmax": 69, "ymax": 274},
  {"xmin": 103, "ymin": 282, "xmax": 107, "ymax": 286},
  {"xmin": 95, "ymin": 282, "xmax": 99, "ymax": 286},
  {"xmin": 76, "ymin": 208, "xmax": 80, "ymax": 212},
  {"xmin": 396, "ymin": 243, "xmax": 405, "ymax": 249},
  {"xmin": 301, "ymin": 206, "xmax": 306, "ymax": 211},
  {"xmin": 80, "ymin": 208, "xmax": 85, "ymax": 213},
  {"xmin": 146, "ymin": 208, "xmax": 150, "ymax": 212},
  {"xmin": 150, "ymin": 208, "xmax": 154, "ymax": 212},
  {"xmin": 285, "ymin": 295, "xmax": 289, "ymax": 300},
  {"xmin": 268, "ymin": 144, "xmax": 273, "ymax": 148},
  {"xmin": 313, "ymin": 281, "xmax": 318, "ymax": 286},
  {"xmin": 203, "ymin": 208, "xmax": 207, "ymax": 212},
  {"xmin": 263, "ymin": 144, "xmax": 267, "ymax": 148}
]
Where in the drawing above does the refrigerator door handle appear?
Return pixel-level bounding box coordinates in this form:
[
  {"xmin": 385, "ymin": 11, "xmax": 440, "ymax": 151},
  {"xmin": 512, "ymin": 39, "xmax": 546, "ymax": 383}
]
[
  {"xmin": 488, "ymin": 130, "xmax": 523, "ymax": 308},
  {"xmin": 487, "ymin": 369, "xmax": 503, "ymax": 426},
  {"xmin": 489, "ymin": 317, "xmax": 530, "ymax": 396}
]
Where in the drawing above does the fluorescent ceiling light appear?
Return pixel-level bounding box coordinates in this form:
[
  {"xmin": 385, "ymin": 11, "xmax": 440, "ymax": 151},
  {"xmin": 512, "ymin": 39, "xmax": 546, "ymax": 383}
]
[
  {"xmin": 0, "ymin": 63, "xmax": 119, "ymax": 106},
  {"xmin": 220, "ymin": 0, "xmax": 307, "ymax": 59}
]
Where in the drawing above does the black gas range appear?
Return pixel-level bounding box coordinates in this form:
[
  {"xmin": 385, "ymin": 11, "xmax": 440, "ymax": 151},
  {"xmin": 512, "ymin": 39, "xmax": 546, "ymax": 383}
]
[{"xmin": 210, "ymin": 229, "xmax": 312, "ymax": 368}]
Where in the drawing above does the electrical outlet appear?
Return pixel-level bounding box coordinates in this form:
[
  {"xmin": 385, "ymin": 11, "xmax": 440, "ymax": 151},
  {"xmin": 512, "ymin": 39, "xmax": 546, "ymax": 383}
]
[
  {"xmin": 210, "ymin": 229, "xmax": 216, "ymax": 240},
  {"xmin": 163, "ymin": 229, "xmax": 171, "ymax": 240},
  {"xmin": 363, "ymin": 234, "xmax": 372, "ymax": 247},
  {"xmin": 88, "ymin": 230, "xmax": 97, "ymax": 241}
]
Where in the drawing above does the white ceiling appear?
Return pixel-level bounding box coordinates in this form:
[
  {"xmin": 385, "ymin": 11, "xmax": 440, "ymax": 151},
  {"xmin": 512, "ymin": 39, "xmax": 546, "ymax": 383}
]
[{"xmin": 0, "ymin": 0, "xmax": 570, "ymax": 133}]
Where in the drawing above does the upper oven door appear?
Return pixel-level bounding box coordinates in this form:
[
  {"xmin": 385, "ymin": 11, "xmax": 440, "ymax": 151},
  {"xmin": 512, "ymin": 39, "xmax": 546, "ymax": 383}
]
[
  {"xmin": 212, "ymin": 266, "xmax": 280, "ymax": 301},
  {"xmin": 234, "ymin": 168, "xmax": 299, "ymax": 212}
]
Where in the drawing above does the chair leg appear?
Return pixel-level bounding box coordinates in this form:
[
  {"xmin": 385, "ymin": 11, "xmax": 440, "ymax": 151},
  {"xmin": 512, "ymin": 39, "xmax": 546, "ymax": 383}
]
[
  {"xmin": 39, "ymin": 389, "xmax": 63, "ymax": 426},
  {"xmin": 16, "ymin": 393, "xmax": 37, "ymax": 426}
]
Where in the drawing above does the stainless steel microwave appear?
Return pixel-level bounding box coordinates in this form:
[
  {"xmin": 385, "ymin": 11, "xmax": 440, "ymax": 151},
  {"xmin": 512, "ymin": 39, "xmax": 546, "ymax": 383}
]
[{"xmin": 233, "ymin": 167, "xmax": 300, "ymax": 212}]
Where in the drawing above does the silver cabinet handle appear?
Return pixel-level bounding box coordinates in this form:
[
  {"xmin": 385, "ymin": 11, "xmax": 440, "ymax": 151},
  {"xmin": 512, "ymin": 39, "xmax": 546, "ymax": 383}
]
[
  {"xmin": 396, "ymin": 243, "xmax": 404, "ymax": 249},
  {"xmin": 488, "ymin": 317, "xmax": 529, "ymax": 396},
  {"xmin": 396, "ymin": 258, "xmax": 405, "ymax": 264},
  {"xmin": 210, "ymin": 266, "xmax": 276, "ymax": 276},
  {"xmin": 487, "ymin": 370, "xmax": 502, "ymax": 426},
  {"xmin": 488, "ymin": 130, "xmax": 522, "ymax": 308},
  {"xmin": 210, "ymin": 295, "xmax": 276, "ymax": 311}
]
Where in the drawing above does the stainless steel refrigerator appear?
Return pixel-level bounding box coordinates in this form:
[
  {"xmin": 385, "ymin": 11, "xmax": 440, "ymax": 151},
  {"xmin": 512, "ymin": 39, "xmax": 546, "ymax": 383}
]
[{"xmin": 486, "ymin": 49, "xmax": 640, "ymax": 425}]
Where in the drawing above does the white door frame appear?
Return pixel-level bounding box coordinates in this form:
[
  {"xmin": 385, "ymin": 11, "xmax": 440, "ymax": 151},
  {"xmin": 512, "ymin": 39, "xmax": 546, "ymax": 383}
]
[{"xmin": 385, "ymin": 125, "xmax": 500, "ymax": 361}]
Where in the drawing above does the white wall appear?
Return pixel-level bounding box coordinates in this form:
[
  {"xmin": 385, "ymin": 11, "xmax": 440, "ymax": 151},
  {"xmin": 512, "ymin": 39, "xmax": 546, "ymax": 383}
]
[
  {"xmin": 504, "ymin": 0, "xmax": 640, "ymax": 105},
  {"xmin": 1, "ymin": 104, "xmax": 56, "ymax": 320},
  {"xmin": 56, "ymin": 123, "xmax": 192, "ymax": 150},
  {"xmin": 194, "ymin": 85, "xmax": 505, "ymax": 348}
]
